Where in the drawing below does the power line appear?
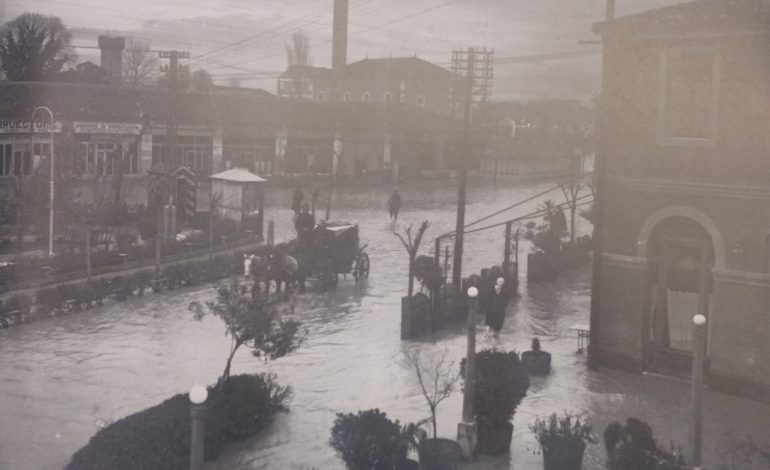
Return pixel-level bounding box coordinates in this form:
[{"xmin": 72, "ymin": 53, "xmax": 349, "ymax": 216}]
[{"xmin": 230, "ymin": 0, "xmax": 463, "ymax": 68}]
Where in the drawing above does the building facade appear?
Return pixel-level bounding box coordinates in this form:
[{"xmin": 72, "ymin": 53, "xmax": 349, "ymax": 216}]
[
  {"xmin": 277, "ymin": 57, "xmax": 456, "ymax": 116},
  {"xmin": 593, "ymin": 0, "xmax": 770, "ymax": 398},
  {"xmin": 0, "ymin": 81, "xmax": 460, "ymax": 206}
]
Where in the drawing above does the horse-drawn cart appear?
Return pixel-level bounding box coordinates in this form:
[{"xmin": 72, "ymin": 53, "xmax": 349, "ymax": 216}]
[
  {"xmin": 297, "ymin": 222, "xmax": 369, "ymax": 290},
  {"xmin": 250, "ymin": 222, "xmax": 370, "ymax": 293}
]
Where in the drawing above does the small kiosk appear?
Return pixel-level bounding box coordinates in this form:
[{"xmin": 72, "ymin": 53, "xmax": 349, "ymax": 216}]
[{"xmin": 209, "ymin": 168, "xmax": 266, "ymax": 239}]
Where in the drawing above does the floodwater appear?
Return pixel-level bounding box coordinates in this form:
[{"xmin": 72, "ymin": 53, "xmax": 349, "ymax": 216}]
[{"xmin": 0, "ymin": 179, "xmax": 767, "ymax": 470}]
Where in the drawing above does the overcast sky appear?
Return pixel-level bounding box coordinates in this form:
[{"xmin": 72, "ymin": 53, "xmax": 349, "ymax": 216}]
[{"xmin": 8, "ymin": 0, "xmax": 690, "ymax": 101}]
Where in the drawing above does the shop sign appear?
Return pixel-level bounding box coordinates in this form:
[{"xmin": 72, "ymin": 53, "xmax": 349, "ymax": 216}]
[
  {"xmin": 73, "ymin": 121, "xmax": 142, "ymax": 135},
  {"xmin": 0, "ymin": 119, "xmax": 63, "ymax": 134}
]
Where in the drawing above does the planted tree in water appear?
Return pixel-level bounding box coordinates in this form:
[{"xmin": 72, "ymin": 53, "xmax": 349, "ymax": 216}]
[
  {"xmin": 404, "ymin": 347, "xmax": 460, "ymax": 439},
  {"xmin": 395, "ymin": 220, "xmax": 430, "ymax": 297},
  {"xmin": 189, "ymin": 278, "xmax": 303, "ymax": 387}
]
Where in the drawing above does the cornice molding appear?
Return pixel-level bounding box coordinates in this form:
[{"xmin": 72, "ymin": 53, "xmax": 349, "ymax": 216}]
[{"xmin": 607, "ymin": 176, "xmax": 770, "ymax": 200}]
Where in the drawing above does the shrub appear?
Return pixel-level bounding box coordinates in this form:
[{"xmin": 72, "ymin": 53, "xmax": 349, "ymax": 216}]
[
  {"xmin": 66, "ymin": 373, "xmax": 291, "ymax": 470},
  {"xmin": 35, "ymin": 286, "xmax": 60, "ymax": 314},
  {"xmin": 462, "ymin": 349, "xmax": 529, "ymax": 428},
  {"xmin": 329, "ymin": 409, "xmax": 411, "ymax": 470},
  {"xmin": 604, "ymin": 418, "xmax": 687, "ymax": 470},
  {"xmin": 531, "ymin": 412, "xmax": 596, "ymax": 454},
  {"xmin": 1, "ymin": 292, "xmax": 31, "ymax": 313}
]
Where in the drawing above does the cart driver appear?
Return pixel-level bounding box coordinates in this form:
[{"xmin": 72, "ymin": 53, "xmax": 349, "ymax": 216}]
[{"xmin": 295, "ymin": 204, "xmax": 315, "ymax": 244}]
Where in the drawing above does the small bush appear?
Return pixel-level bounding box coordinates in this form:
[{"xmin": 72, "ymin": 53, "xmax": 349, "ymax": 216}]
[
  {"xmin": 330, "ymin": 409, "xmax": 411, "ymax": 470},
  {"xmin": 531, "ymin": 412, "xmax": 596, "ymax": 454},
  {"xmin": 604, "ymin": 418, "xmax": 687, "ymax": 470},
  {"xmin": 67, "ymin": 373, "xmax": 291, "ymax": 470},
  {"xmin": 462, "ymin": 349, "xmax": 530, "ymax": 427}
]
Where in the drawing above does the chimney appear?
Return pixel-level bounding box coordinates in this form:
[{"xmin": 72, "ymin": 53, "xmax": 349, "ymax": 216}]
[
  {"xmin": 98, "ymin": 35, "xmax": 125, "ymax": 84},
  {"xmin": 332, "ymin": 0, "xmax": 348, "ymax": 73}
]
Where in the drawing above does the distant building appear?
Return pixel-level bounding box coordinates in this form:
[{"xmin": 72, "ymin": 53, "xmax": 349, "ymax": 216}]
[
  {"xmin": 277, "ymin": 57, "xmax": 456, "ymax": 116},
  {"xmin": 476, "ymin": 100, "xmax": 595, "ymax": 180},
  {"xmin": 592, "ymin": 0, "xmax": 770, "ymax": 398},
  {"xmin": 0, "ymin": 81, "xmax": 460, "ymax": 206}
]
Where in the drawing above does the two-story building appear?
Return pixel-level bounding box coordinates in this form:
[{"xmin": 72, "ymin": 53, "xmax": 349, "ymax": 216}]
[
  {"xmin": 277, "ymin": 56, "xmax": 456, "ymax": 117},
  {"xmin": 592, "ymin": 0, "xmax": 770, "ymax": 398}
]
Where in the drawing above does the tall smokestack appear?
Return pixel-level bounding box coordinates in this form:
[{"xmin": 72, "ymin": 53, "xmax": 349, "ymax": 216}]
[
  {"xmin": 606, "ymin": 0, "xmax": 615, "ymax": 20},
  {"xmin": 98, "ymin": 35, "xmax": 125, "ymax": 84},
  {"xmin": 332, "ymin": 0, "xmax": 348, "ymax": 73}
]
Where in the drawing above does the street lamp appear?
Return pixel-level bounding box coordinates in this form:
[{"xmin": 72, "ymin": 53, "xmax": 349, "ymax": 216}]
[
  {"xmin": 690, "ymin": 314, "xmax": 707, "ymax": 468},
  {"xmin": 31, "ymin": 107, "xmax": 55, "ymax": 258},
  {"xmin": 458, "ymin": 285, "xmax": 478, "ymax": 459},
  {"xmin": 189, "ymin": 385, "xmax": 208, "ymax": 470}
]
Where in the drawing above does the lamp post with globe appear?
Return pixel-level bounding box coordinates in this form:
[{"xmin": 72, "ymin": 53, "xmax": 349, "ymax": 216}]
[
  {"xmin": 458, "ymin": 286, "xmax": 479, "ymax": 459},
  {"xmin": 189, "ymin": 385, "xmax": 208, "ymax": 470},
  {"xmin": 690, "ymin": 314, "xmax": 707, "ymax": 468}
]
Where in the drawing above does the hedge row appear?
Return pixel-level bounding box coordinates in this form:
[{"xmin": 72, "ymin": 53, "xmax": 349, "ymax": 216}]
[
  {"xmin": 0, "ymin": 231, "xmax": 253, "ymax": 288},
  {"xmin": 67, "ymin": 373, "xmax": 292, "ymax": 470},
  {"xmin": 0, "ymin": 249, "xmax": 259, "ymax": 325}
]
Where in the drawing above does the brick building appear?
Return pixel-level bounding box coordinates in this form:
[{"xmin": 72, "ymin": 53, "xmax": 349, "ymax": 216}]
[{"xmin": 592, "ymin": 0, "xmax": 770, "ymax": 397}]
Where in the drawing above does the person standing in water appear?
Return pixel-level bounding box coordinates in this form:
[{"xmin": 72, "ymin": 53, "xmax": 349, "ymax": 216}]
[
  {"xmin": 387, "ymin": 189, "xmax": 402, "ymax": 222},
  {"xmin": 485, "ymin": 277, "xmax": 509, "ymax": 338},
  {"xmin": 291, "ymin": 187, "xmax": 304, "ymax": 215}
]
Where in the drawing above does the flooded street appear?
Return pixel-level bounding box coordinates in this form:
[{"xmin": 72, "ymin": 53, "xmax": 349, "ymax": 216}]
[{"xmin": 0, "ymin": 180, "xmax": 767, "ymax": 470}]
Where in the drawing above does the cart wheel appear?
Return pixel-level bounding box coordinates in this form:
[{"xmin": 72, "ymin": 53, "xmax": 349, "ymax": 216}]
[{"xmin": 354, "ymin": 253, "xmax": 370, "ymax": 283}]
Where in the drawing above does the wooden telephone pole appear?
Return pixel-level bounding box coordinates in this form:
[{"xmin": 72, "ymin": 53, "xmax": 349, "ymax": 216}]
[
  {"xmin": 449, "ymin": 47, "xmax": 494, "ymax": 291},
  {"xmin": 152, "ymin": 50, "xmax": 189, "ymax": 280}
]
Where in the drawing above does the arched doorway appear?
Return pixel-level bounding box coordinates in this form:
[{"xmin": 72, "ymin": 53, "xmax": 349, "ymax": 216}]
[{"xmin": 644, "ymin": 216, "xmax": 714, "ymax": 376}]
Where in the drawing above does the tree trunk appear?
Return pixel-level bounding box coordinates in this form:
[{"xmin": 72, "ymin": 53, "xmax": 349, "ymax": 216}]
[
  {"xmin": 431, "ymin": 405, "xmax": 437, "ymax": 439},
  {"xmin": 15, "ymin": 218, "xmax": 22, "ymax": 260},
  {"xmin": 154, "ymin": 210, "xmax": 162, "ymax": 279},
  {"xmin": 221, "ymin": 340, "xmax": 242, "ymax": 387},
  {"xmin": 408, "ymin": 253, "xmax": 415, "ymax": 297},
  {"xmin": 209, "ymin": 212, "xmax": 214, "ymax": 261},
  {"xmin": 85, "ymin": 229, "xmax": 92, "ymax": 282},
  {"xmin": 570, "ymin": 203, "xmax": 577, "ymax": 243}
]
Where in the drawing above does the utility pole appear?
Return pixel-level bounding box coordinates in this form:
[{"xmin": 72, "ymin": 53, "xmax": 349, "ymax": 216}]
[
  {"xmin": 154, "ymin": 50, "xmax": 188, "ymax": 279},
  {"xmin": 451, "ymin": 48, "xmax": 476, "ymax": 292},
  {"xmin": 588, "ymin": 0, "xmax": 614, "ymax": 370}
]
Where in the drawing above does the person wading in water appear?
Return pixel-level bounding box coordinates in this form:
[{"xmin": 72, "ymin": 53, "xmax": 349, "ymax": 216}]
[{"xmin": 387, "ymin": 189, "xmax": 402, "ymax": 223}]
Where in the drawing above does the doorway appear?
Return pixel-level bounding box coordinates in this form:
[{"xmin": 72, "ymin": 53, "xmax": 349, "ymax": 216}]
[{"xmin": 644, "ymin": 217, "xmax": 713, "ymax": 377}]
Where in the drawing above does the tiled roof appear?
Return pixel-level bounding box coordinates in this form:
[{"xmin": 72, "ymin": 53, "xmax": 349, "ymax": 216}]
[
  {"xmin": 343, "ymin": 57, "xmax": 454, "ymax": 82},
  {"xmin": 278, "ymin": 65, "xmax": 333, "ymax": 80},
  {"xmin": 594, "ymin": 0, "xmax": 770, "ymax": 37},
  {"xmin": 0, "ymin": 81, "xmax": 460, "ymax": 133}
]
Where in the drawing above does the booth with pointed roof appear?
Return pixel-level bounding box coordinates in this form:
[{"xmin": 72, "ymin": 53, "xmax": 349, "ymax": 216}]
[{"xmin": 209, "ymin": 168, "xmax": 266, "ymax": 239}]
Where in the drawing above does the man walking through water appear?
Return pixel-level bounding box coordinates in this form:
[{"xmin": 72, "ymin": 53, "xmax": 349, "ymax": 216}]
[
  {"xmin": 387, "ymin": 189, "xmax": 402, "ymax": 223},
  {"xmin": 292, "ymin": 187, "xmax": 304, "ymax": 216}
]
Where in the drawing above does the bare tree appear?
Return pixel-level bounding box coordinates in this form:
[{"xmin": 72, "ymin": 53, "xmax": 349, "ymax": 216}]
[
  {"xmin": 404, "ymin": 347, "xmax": 461, "ymax": 439},
  {"xmin": 122, "ymin": 39, "xmax": 157, "ymax": 86},
  {"xmin": 395, "ymin": 220, "xmax": 430, "ymax": 297},
  {"xmin": 191, "ymin": 68, "xmax": 213, "ymax": 92},
  {"xmin": 560, "ymin": 152, "xmax": 584, "ymax": 243},
  {"xmin": 284, "ymin": 31, "xmax": 312, "ymax": 99}
]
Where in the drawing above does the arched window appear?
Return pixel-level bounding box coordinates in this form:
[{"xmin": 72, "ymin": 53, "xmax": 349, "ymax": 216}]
[
  {"xmin": 317, "ymin": 91, "xmax": 324, "ymax": 102},
  {"xmin": 362, "ymin": 92, "xmax": 371, "ymax": 102},
  {"xmin": 416, "ymin": 95, "xmax": 426, "ymax": 107},
  {"xmin": 384, "ymin": 92, "xmax": 392, "ymax": 103},
  {"xmin": 343, "ymin": 92, "xmax": 352, "ymax": 102}
]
